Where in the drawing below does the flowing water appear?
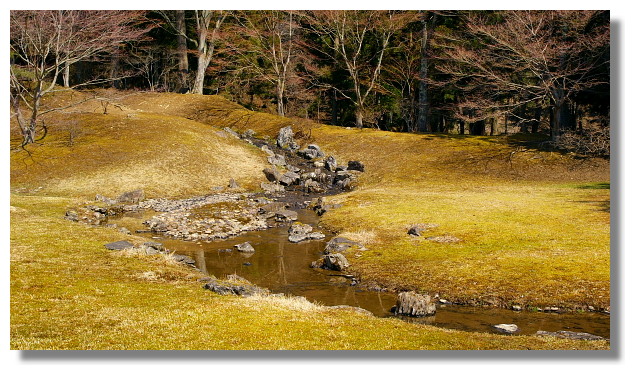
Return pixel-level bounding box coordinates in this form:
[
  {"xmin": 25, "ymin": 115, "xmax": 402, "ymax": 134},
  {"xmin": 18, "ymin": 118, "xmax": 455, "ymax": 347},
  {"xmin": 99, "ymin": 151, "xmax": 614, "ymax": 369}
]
[{"xmin": 110, "ymin": 204, "xmax": 610, "ymax": 339}]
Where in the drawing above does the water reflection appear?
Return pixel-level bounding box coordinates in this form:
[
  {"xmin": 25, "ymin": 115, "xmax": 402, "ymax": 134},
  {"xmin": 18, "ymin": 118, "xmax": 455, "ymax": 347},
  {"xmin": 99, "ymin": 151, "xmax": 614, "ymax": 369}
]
[{"xmin": 109, "ymin": 207, "xmax": 610, "ymax": 339}]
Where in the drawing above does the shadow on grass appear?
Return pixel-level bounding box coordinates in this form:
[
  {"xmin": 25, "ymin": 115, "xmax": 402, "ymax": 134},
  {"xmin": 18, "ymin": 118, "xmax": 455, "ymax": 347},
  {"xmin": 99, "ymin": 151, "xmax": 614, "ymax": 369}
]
[{"xmin": 576, "ymin": 182, "xmax": 610, "ymax": 190}]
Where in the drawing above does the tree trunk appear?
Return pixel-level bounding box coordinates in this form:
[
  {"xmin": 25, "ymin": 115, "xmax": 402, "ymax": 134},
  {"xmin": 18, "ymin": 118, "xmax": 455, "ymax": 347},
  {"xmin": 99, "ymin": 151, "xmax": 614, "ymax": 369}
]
[
  {"xmin": 192, "ymin": 56, "xmax": 208, "ymax": 95},
  {"xmin": 175, "ymin": 10, "xmax": 189, "ymax": 93},
  {"xmin": 552, "ymin": 104, "xmax": 562, "ymax": 141},
  {"xmin": 355, "ymin": 108, "xmax": 364, "ymax": 128},
  {"xmin": 331, "ymin": 89, "xmax": 339, "ymax": 125},
  {"xmin": 276, "ymin": 82, "xmax": 285, "ymax": 116},
  {"xmin": 416, "ymin": 13, "xmax": 431, "ymax": 133},
  {"xmin": 532, "ymin": 106, "xmax": 542, "ymax": 133},
  {"xmin": 63, "ymin": 63, "xmax": 71, "ymax": 87}
]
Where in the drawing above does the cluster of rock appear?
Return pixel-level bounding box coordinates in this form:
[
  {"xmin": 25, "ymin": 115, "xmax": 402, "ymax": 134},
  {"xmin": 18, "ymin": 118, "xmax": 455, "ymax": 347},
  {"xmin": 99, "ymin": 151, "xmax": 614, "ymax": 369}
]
[
  {"xmin": 103, "ymin": 240, "xmax": 196, "ymax": 267},
  {"xmin": 202, "ymin": 274, "xmax": 268, "ymax": 297},
  {"xmin": 310, "ymin": 236, "xmax": 365, "ymax": 271},
  {"xmin": 142, "ymin": 200, "xmax": 269, "ymax": 242},
  {"xmin": 288, "ymin": 222, "xmax": 326, "ymax": 243},
  {"xmin": 255, "ymin": 125, "xmax": 366, "ymax": 196}
]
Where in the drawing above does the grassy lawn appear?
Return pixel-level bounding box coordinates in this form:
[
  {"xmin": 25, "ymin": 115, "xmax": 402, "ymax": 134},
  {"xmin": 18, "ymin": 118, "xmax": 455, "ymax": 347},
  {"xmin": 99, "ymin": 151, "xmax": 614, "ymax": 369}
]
[
  {"xmin": 9, "ymin": 91, "xmax": 610, "ymax": 349},
  {"xmin": 10, "ymin": 194, "xmax": 608, "ymax": 350}
]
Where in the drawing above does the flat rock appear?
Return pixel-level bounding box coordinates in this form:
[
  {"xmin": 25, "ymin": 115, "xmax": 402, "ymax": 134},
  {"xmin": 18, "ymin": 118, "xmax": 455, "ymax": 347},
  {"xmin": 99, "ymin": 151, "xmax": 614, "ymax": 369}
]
[
  {"xmin": 535, "ymin": 330, "xmax": 606, "ymax": 341},
  {"xmin": 493, "ymin": 324, "xmax": 519, "ymax": 334},
  {"xmin": 104, "ymin": 240, "xmax": 135, "ymax": 251}
]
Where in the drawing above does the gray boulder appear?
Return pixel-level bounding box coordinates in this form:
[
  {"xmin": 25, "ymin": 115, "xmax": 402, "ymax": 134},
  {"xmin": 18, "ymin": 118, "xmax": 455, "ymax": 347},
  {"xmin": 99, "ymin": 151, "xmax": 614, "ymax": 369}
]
[
  {"xmin": 263, "ymin": 167, "xmax": 283, "ymax": 183},
  {"xmin": 261, "ymin": 182, "xmax": 285, "ymax": 194},
  {"xmin": 274, "ymin": 209, "xmax": 298, "ymax": 222},
  {"xmin": 267, "ymin": 154, "xmax": 286, "ymax": 166},
  {"xmin": 277, "ymin": 126, "xmax": 298, "ymax": 150},
  {"xmin": 279, "ymin": 171, "xmax": 301, "ymax": 186},
  {"xmin": 323, "ymin": 253, "xmax": 350, "ymax": 271},
  {"xmin": 234, "ymin": 242, "xmax": 255, "ymax": 253},
  {"xmin": 324, "ymin": 156, "xmax": 338, "ymax": 172},
  {"xmin": 298, "ymin": 144, "xmax": 325, "ymax": 160},
  {"xmin": 393, "ymin": 291, "xmax": 436, "ymax": 317}
]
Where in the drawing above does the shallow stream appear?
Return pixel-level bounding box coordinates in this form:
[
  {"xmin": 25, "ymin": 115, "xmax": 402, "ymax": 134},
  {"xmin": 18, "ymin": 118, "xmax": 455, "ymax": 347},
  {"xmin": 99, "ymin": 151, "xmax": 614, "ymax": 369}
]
[{"xmin": 110, "ymin": 203, "xmax": 610, "ymax": 339}]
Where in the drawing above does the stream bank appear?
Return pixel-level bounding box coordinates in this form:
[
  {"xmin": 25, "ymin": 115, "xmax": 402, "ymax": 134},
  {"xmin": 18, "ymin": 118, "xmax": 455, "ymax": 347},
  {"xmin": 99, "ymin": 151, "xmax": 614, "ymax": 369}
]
[{"xmin": 67, "ymin": 125, "xmax": 610, "ymax": 340}]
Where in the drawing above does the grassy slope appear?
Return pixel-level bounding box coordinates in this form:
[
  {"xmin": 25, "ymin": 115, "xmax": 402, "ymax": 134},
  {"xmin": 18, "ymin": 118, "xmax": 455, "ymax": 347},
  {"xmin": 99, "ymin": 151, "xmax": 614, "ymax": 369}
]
[
  {"xmin": 122, "ymin": 93, "xmax": 611, "ymax": 310},
  {"xmin": 10, "ymin": 90, "xmax": 268, "ymax": 199},
  {"xmin": 10, "ymin": 90, "xmax": 609, "ymax": 349}
]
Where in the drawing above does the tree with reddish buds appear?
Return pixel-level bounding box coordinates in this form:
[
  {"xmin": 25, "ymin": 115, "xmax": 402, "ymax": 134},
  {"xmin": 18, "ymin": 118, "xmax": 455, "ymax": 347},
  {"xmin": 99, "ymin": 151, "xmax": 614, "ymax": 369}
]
[{"xmin": 432, "ymin": 10, "xmax": 609, "ymax": 140}]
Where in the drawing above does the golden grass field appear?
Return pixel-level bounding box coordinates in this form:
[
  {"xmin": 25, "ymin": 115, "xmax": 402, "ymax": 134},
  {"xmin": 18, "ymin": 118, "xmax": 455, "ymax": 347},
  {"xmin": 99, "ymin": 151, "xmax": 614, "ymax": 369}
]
[{"xmin": 9, "ymin": 90, "xmax": 610, "ymax": 349}]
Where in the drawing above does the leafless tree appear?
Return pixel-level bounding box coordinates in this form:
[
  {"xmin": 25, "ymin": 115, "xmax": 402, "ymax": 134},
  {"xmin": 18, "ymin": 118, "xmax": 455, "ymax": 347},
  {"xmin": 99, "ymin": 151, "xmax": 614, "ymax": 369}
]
[
  {"xmin": 10, "ymin": 10, "xmax": 151, "ymax": 146},
  {"xmin": 230, "ymin": 10, "xmax": 300, "ymax": 117},
  {"xmin": 433, "ymin": 10, "xmax": 609, "ymax": 140},
  {"xmin": 304, "ymin": 10, "xmax": 416, "ymax": 128}
]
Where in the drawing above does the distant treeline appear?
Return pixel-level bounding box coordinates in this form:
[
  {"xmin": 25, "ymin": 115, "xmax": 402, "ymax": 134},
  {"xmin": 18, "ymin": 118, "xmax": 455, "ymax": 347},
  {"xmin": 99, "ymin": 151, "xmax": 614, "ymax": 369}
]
[{"xmin": 10, "ymin": 10, "xmax": 610, "ymax": 149}]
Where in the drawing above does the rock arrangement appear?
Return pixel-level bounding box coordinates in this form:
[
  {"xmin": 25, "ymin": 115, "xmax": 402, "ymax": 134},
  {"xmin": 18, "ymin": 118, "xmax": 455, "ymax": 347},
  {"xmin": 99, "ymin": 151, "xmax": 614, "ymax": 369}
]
[
  {"xmin": 250, "ymin": 126, "xmax": 366, "ymax": 196},
  {"xmin": 203, "ymin": 274, "xmax": 268, "ymax": 297},
  {"xmin": 288, "ymin": 222, "xmax": 325, "ymax": 243},
  {"xmin": 310, "ymin": 236, "xmax": 365, "ymax": 271},
  {"xmin": 141, "ymin": 197, "xmax": 270, "ymax": 242}
]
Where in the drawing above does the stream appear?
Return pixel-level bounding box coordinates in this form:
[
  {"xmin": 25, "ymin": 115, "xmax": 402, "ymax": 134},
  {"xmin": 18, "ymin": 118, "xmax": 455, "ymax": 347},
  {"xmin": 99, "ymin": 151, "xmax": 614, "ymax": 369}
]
[{"xmin": 108, "ymin": 199, "xmax": 610, "ymax": 339}]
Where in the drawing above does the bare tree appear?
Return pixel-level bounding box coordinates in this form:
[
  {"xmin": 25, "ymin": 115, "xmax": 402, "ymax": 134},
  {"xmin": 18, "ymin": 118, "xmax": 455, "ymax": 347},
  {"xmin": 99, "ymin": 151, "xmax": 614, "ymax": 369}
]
[
  {"xmin": 433, "ymin": 10, "xmax": 609, "ymax": 140},
  {"xmin": 230, "ymin": 10, "xmax": 300, "ymax": 117},
  {"xmin": 156, "ymin": 10, "xmax": 191, "ymax": 92},
  {"xmin": 10, "ymin": 10, "xmax": 150, "ymax": 146},
  {"xmin": 305, "ymin": 10, "xmax": 416, "ymax": 128},
  {"xmin": 191, "ymin": 10, "xmax": 228, "ymax": 95}
]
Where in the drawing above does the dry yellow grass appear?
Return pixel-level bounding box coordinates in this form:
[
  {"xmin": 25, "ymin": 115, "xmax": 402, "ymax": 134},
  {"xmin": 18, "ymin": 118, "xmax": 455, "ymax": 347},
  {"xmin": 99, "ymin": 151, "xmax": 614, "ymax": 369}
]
[
  {"xmin": 152, "ymin": 94, "xmax": 610, "ymax": 310},
  {"xmin": 10, "ymin": 90, "xmax": 610, "ymax": 349},
  {"xmin": 10, "ymin": 194, "xmax": 609, "ymax": 350},
  {"xmin": 10, "ymin": 91, "xmax": 269, "ymax": 199}
]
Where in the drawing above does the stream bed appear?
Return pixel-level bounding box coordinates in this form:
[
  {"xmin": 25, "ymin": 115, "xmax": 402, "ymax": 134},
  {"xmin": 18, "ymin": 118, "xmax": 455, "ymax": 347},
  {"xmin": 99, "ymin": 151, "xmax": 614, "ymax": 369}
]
[{"xmin": 109, "ymin": 203, "xmax": 610, "ymax": 339}]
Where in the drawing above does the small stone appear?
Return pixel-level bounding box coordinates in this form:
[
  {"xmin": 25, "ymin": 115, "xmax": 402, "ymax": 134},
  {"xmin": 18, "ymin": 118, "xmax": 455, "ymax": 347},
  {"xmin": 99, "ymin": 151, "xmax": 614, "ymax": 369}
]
[
  {"xmin": 512, "ymin": 305, "xmax": 522, "ymax": 311},
  {"xmin": 347, "ymin": 160, "xmax": 365, "ymax": 172},
  {"xmin": 228, "ymin": 179, "xmax": 240, "ymax": 189},
  {"xmin": 234, "ymin": 242, "xmax": 255, "ymax": 253},
  {"xmin": 493, "ymin": 324, "xmax": 519, "ymax": 334}
]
